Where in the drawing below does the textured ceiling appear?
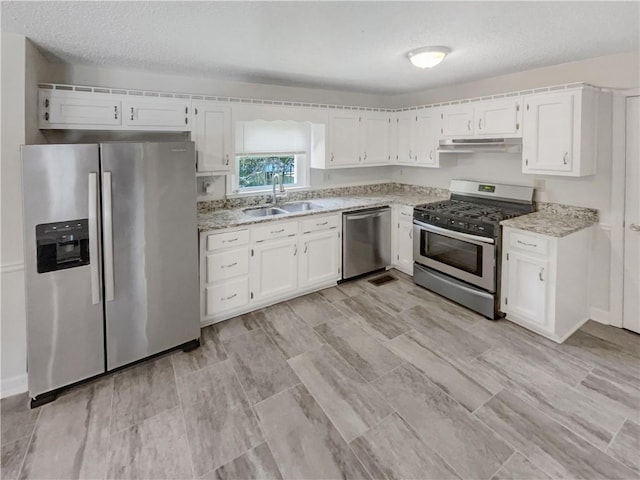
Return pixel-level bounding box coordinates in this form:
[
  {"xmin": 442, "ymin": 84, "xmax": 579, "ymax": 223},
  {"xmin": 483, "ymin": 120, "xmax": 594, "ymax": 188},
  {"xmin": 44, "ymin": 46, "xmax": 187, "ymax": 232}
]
[{"xmin": 2, "ymin": 1, "xmax": 639, "ymax": 94}]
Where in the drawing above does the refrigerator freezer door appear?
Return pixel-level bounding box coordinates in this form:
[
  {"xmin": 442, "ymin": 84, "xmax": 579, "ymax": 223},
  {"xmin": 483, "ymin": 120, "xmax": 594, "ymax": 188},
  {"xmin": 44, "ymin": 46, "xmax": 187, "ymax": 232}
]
[
  {"xmin": 22, "ymin": 144, "xmax": 105, "ymax": 398},
  {"xmin": 101, "ymin": 142, "xmax": 199, "ymax": 369}
]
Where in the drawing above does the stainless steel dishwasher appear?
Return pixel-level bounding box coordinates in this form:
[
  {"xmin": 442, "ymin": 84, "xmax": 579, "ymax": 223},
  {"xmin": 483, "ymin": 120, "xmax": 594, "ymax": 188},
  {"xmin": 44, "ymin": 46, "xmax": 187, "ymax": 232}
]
[{"xmin": 342, "ymin": 207, "xmax": 391, "ymax": 280}]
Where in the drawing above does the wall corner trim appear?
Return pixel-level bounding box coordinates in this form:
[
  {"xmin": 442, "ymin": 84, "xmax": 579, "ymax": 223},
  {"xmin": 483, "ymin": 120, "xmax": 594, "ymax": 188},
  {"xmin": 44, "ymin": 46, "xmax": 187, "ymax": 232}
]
[{"xmin": 0, "ymin": 262, "xmax": 25, "ymax": 274}]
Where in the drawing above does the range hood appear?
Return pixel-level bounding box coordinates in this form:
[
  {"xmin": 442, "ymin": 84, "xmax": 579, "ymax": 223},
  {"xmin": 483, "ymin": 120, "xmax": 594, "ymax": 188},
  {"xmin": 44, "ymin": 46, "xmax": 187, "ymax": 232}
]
[{"xmin": 438, "ymin": 137, "xmax": 522, "ymax": 153}]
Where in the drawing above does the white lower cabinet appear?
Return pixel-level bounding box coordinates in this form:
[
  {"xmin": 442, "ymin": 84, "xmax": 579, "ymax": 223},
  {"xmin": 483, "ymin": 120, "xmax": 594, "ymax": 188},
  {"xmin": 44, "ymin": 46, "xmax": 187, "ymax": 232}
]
[
  {"xmin": 200, "ymin": 213, "xmax": 342, "ymax": 325},
  {"xmin": 251, "ymin": 237, "xmax": 299, "ymax": 302},
  {"xmin": 501, "ymin": 226, "xmax": 591, "ymax": 343},
  {"xmin": 391, "ymin": 205, "xmax": 414, "ymax": 275},
  {"xmin": 300, "ymin": 228, "xmax": 341, "ymax": 288}
]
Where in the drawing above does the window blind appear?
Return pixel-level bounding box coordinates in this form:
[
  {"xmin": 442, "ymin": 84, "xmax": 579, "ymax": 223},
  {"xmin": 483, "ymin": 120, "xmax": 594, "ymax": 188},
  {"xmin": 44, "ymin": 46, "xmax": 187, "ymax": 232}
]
[{"xmin": 236, "ymin": 120, "xmax": 310, "ymax": 154}]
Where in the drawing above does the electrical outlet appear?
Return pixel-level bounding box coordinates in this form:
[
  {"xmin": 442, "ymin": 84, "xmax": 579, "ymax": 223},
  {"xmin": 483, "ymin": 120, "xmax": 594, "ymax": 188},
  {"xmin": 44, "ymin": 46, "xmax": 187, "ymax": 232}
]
[
  {"xmin": 204, "ymin": 181, "xmax": 215, "ymax": 194},
  {"xmin": 533, "ymin": 179, "xmax": 546, "ymax": 192}
]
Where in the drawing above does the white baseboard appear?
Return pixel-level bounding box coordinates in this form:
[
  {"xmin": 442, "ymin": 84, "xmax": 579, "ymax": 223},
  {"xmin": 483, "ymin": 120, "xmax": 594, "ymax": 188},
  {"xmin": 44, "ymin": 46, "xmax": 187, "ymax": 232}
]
[
  {"xmin": 589, "ymin": 307, "xmax": 611, "ymax": 325},
  {"xmin": 1, "ymin": 374, "xmax": 28, "ymax": 399}
]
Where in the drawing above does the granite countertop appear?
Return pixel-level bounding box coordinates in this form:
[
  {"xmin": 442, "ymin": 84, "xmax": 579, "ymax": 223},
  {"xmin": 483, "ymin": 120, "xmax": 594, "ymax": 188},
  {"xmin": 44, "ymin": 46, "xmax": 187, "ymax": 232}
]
[
  {"xmin": 500, "ymin": 203, "xmax": 599, "ymax": 238},
  {"xmin": 198, "ymin": 192, "xmax": 448, "ymax": 232}
]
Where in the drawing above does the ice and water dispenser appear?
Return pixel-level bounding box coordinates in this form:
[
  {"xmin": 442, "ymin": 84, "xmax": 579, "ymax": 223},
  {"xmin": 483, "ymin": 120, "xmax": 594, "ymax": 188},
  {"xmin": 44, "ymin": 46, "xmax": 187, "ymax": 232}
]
[{"xmin": 35, "ymin": 219, "xmax": 90, "ymax": 273}]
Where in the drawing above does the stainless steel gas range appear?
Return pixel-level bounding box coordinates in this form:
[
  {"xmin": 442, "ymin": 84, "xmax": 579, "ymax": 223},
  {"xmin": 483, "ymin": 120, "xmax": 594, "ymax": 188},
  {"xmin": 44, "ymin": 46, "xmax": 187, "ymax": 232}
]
[{"xmin": 412, "ymin": 180, "xmax": 534, "ymax": 319}]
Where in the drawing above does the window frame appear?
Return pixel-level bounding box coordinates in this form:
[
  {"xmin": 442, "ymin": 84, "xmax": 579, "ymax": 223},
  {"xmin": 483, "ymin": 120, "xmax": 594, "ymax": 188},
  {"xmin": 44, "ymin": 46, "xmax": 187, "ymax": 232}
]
[{"xmin": 226, "ymin": 152, "xmax": 310, "ymax": 196}]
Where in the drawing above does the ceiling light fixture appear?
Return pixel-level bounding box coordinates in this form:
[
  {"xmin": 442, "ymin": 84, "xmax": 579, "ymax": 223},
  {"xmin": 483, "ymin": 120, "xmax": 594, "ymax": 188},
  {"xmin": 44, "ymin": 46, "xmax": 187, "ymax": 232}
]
[{"xmin": 407, "ymin": 46, "xmax": 450, "ymax": 69}]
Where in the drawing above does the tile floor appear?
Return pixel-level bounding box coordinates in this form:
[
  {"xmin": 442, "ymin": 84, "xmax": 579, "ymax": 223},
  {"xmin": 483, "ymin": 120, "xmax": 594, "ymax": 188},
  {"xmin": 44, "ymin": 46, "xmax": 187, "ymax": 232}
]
[{"xmin": 2, "ymin": 270, "xmax": 639, "ymax": 480}]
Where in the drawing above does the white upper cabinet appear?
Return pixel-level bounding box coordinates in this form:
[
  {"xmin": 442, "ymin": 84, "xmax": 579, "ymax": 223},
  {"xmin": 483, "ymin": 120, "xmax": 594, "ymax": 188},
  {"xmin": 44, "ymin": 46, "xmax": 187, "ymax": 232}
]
[
  {"xmin": 123, "ymin": 97, "xmax": 190, "ymax": 129},
  {"xmin": 474, "ymin": 98, "xmax": 521, "ymax": 137},
  {"xmin": 394, "ymin": 112, "xmax": 415, "ymax": 164},
  {"xmin": 441, "ymin": 98, "xmax": 521, "ymax": 138},
  {"xmin": 328, "ymin": 111, "xmax": 361, "ymax": 166},
  {"xmin": 361, "ymin": 112, "xmax": 391, "ymax": 165},
  {"xmin": 414, "ymin": 109, "xmax": 440, "ymax": 167},
  {"xmin": 326, "ymin": 110, "xmax": 391, "ymax": 167},
  {"xmin": 441, "ymin": 104, "xmax": 474, "ymax": 137},
  {"xmin": 522, "ymin": 88, "xmax": 597, "ymax": 176},
  {"xmin": 192, "ymin": 102, "xmax": 233, "ymax": 174},
  {"xmin": 393, "ymin": 109, "xmax": 439, "ymax": 167},
  {"xmin": 40, "ymin": 90, "xmax": 122, "ymax": 128}
]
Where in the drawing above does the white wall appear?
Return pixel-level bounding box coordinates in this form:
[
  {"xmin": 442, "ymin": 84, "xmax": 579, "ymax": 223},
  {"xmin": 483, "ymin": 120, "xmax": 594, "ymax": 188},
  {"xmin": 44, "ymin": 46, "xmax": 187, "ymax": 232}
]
[
  {"xmin": 391, "ymin": 51, "xmax": 640, "ymax": 107},
  {"xmin": 50, "ymin": 63, "xmax": 392, "ymax": 108},
  {"xmin": 1, "ymin": 32, "xmax": 28, "ymax": 397}
]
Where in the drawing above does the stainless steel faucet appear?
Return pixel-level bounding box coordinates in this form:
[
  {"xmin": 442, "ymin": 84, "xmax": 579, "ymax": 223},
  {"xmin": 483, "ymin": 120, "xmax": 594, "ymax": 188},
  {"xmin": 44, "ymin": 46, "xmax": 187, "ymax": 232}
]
[{"xmin": 272, "ymin": 173, "xmax": 286, "ymax": 204}]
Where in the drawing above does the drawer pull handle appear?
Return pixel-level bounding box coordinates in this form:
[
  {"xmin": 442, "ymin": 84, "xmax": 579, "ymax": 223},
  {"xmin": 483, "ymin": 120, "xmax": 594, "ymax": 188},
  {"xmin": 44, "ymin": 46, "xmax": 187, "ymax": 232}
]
[
  {"xmin": 516, "ymin": 240, "xmax": 537, "ymax": 248},
  {"xmin": 221, "ymin": 262, "xmax": 237, "ymax": 269},
  {"xmin": 130, "ymin": 107, "xmax": 134, "ymax": 121},
  {"xmin": 539, "ymin": 267, "xmax": 544, "ymax": 282},
  {"xmin": 271, "ymin": 229, "xmax": 285, "ymax": 234},
  {"xmin": 401, "ymin": 212, "xmax": 410, "ymax": 216},
  {"xmin": 316, "ymin": 221, "xmax": 328, "ymax": 226},
  {"xmin": 223, "ymin": 237, "xmax": 238, "ymax": 243},
  {"xmin": 221, "ymin": 293, "xmax": 237, "ymax": 301},
  {"xmin": 304, "ymin": 242, "xmax": 308, "ymax": 254}
]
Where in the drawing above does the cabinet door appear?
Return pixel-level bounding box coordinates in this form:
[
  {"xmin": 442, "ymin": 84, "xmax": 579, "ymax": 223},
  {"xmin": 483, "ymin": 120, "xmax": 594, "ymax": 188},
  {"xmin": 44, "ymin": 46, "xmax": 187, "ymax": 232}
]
[
  {"xmin": 415, "ymin": 109, "xmax": 440, "ymax": 167},
  {"xmin": 505, "ymin": 251, "xmax": 549, "ymax": 329},
  {"xmin": 475, "ymin": 99, "xmax": 520, "ymax": 137},
  {"xmin": 45, "ymin": 91, "xmax": 122, "ymax": 127},
  {"xmin": 395, "ymin": 220, "xmax": 414, "ymax": 274},
  {"xmin": 300, "ymin": 229, "xmax": 340, "ymax": 288},
  {"xmin": 251, "ymin": 237, "xmax": 298, "ymax": 302},
  {"xmin": 361, "ymin": 113, "xmax": 391, "ymax": 165},
  {"xmin": 395, "ymin": 113, "xmax": 415, "ymax": 164},
  {"xmin": 123, "ymin": 99, "xmax": 190, "ymax": 129},
  {"xmin": 523, "ymin": 93, "xmax": 574, "ymax": 173},
  {"xmin": 329, "ymin": 111, "xmax": 360, "ymax": 166},
  {"xmin": 193, "ymin": 103, "xmax": 233, "ymax": 173},
  {"xmin": 441, "ymin": 105, "xmax": 474, "ymax": 136}
]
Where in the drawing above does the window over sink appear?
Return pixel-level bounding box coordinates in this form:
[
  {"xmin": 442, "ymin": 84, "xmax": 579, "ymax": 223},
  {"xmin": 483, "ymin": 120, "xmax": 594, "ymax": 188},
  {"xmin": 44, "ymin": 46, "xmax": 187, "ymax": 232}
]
[{"xmin": 228, "ymin": 119, "xmax": 311, "ymax": 194}]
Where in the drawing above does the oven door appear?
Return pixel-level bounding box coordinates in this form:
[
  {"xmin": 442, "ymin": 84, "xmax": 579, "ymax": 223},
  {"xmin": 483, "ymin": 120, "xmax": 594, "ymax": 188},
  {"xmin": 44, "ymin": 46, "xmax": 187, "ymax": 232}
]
[{"xmin": 413, "ymin": 220, "xmax": 496, "ymax": 292}]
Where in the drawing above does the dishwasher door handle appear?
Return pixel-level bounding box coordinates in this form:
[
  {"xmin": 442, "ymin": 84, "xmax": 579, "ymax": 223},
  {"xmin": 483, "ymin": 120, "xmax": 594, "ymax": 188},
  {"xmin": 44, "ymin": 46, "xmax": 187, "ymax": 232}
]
[{"xmin": 345, "ymin": 210, "xmax": 390, "ymax": 221}]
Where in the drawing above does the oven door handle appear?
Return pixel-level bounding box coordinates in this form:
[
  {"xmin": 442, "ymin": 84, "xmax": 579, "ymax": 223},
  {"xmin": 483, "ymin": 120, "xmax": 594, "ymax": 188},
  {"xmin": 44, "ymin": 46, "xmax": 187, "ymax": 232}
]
[{"xmin": 413, "ymin": 220, "xmax": 495, "ymax": 245}]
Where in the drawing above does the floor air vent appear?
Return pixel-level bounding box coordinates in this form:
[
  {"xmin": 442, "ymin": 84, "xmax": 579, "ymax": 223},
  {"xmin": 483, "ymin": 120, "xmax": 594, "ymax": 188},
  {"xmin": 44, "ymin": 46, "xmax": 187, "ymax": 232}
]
[{"xmin": 368, "ymin": 274, "xmax": 397, "ymax": 286}]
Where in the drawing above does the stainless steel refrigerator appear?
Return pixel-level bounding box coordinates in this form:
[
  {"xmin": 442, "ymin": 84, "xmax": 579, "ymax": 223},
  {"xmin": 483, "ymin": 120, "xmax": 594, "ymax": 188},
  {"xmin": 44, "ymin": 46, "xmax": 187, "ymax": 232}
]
[{"xmin": 22, "ymin": 142, "xmax": 200, "ymax": 406}]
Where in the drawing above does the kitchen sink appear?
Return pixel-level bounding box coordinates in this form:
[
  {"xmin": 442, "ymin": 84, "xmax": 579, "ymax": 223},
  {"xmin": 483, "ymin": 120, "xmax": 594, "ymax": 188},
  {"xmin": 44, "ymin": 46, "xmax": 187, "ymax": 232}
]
[
  {"xmin": 243, "ymin": 207, "xmax": 288, "ymax": 217},
  {"xmin": 280, "ymin": 201, "xmax": 324, "ymax": 213}
]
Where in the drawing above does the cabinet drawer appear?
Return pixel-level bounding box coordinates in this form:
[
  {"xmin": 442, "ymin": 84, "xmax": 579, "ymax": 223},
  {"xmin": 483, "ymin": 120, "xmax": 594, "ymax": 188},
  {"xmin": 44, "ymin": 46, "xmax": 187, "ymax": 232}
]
[
  {"xmin": 207, "ymin": 229, "xmax": 249, "ymax": 251},
  {"xmin": 251, "ymin": 221, "xmax": 297, "ymax": 243},
  {"xmin": 300, "ymin": 215, "xmax": 340, "ymax": 234},
  {"xmin": 397, "ymin": 205, "xmax": 414, "ymax": 220},
  {"xmin": 206, "ymin": 247, "xmax": 249, "ymax": 283},
  {"xmin": 509, "ymin": 231, "xmax": 549, "ymax": 255},
  {"xmin": 205, "ymin": 277, "xmax": 249, "ymax": 316}
]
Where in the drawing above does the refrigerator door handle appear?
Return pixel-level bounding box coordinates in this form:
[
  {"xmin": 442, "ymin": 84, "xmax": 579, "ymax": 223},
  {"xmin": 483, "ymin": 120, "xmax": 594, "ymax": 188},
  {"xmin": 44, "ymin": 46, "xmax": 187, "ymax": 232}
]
[
  {"xmin": 102, "ymin": 171, "xmax": 115, "ymax": 302},
  {"xmin": 88, "ymin": 173, "xmax": 101, "ymax": 304}
]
